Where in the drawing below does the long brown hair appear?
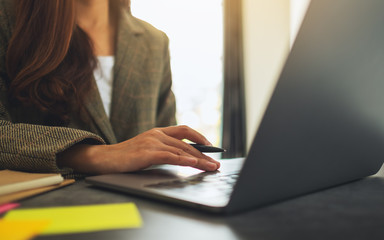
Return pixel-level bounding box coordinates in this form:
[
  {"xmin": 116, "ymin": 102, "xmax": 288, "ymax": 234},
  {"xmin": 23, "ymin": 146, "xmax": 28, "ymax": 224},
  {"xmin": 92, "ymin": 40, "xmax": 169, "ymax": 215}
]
[{"xmin": 6, "ymin": 0, "xmax": 130, "ymax": 124}]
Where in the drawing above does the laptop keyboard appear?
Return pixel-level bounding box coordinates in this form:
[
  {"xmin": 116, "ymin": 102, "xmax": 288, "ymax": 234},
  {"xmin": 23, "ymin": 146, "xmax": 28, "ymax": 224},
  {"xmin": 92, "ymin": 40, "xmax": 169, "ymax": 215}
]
[{"xmin": 145, "ymin": 172, "xmax": 239, "ymax": 198}]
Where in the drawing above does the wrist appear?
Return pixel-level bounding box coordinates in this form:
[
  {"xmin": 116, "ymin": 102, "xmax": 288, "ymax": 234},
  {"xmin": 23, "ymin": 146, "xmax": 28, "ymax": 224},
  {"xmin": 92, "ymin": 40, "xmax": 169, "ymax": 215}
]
[{"xmin": 57, "ymin": 144, "xmax": 106, "ymax": 174}]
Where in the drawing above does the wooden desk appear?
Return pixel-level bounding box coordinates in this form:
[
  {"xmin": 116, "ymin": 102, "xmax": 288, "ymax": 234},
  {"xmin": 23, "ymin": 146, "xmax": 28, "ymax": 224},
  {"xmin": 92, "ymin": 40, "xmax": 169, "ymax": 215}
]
[{"xmin": 15, "ymin": 165, "xmax": 384, "ymax": 240}]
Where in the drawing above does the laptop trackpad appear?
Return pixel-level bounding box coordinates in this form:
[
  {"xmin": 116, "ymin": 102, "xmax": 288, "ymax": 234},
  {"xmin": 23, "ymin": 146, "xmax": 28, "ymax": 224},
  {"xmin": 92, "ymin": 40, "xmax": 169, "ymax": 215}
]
[{"xmin": 86, "ymin": 158, "xmax": 244, "ymax": 207}]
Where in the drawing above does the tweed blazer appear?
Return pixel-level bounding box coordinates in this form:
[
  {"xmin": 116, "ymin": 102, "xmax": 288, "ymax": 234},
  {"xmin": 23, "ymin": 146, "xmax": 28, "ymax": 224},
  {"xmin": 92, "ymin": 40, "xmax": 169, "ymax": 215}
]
[{"xmin": 0, "ymin": 0, "xmax": 176, "ymax": 178}]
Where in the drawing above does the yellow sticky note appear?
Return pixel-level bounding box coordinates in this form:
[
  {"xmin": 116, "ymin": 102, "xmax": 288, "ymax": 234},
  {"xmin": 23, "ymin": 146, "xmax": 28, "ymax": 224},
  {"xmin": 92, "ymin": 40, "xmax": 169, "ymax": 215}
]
[
  {"xmin": 0, "ymin": 219, "xmax": 50, "ymax": 240},
  {"xmin": 4, "ymin": 203, "xmax": 142, "ymax": 235}
]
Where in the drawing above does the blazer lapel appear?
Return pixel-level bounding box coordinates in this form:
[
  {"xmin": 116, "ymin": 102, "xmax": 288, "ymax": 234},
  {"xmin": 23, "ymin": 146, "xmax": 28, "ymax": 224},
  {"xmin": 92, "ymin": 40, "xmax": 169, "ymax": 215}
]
[
  {"xmin": 84, "ymin": 79, "xmax": 117, "ymax": 144},
  {"xmin": 81, "ymin": 13, "xmax": 146, "ymax": 144},
  {"xmin": 110, "ymin": 12, "xmax": 147, "ymax": 136}
]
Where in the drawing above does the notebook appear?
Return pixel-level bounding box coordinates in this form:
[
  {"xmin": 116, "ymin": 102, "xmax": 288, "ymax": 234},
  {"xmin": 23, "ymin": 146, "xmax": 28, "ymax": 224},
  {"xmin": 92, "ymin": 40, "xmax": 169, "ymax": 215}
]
[
  {"xmin": 0, "ymin": 170, "xmax": 63, "ymax": 196},
  {"xmin": 0, "ymin": 170, "xmax": 75, "ymax": 205},
  {"xmin": 86, "ymin": 0, "xmax": 384, "ymax": 213}
]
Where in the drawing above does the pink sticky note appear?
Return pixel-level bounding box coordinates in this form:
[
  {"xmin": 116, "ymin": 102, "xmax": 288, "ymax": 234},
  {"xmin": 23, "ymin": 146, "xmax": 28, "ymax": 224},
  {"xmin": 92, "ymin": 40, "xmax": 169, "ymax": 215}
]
[{"xmin": 0, "ymin": 203, "xmax": 20, "ymax": 214}]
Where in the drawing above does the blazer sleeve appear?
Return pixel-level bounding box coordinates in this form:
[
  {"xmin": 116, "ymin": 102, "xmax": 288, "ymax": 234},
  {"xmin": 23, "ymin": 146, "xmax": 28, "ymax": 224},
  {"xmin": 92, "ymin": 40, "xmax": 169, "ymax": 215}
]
[
  {"xmin": 155, "ymin": 33, "xmax": 177, "ymax": 127},
  {"xmin": 0, "ymin": 2, "xmax": 105, "ymax": 178},
  {"xmin": 0, "ymin": 117, "xmax": 105, "ymax": 178}
]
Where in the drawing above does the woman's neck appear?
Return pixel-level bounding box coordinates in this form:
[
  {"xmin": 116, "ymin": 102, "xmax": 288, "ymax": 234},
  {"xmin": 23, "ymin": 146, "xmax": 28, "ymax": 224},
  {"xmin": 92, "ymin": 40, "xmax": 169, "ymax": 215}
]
[
  {"xmin": 75, "ymin": 0, "xmax": 116, "ymax": 56},
  {"xmin": 75, "ymin": 0, "xmax": 110, "ymax": 29}
]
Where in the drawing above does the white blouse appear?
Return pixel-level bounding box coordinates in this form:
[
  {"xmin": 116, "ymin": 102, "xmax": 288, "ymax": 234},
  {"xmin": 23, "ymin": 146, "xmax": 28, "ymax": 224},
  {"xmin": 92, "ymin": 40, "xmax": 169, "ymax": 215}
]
[{"xmin": 94, "ymin": 56, "xmax": 115, "ymax": 118}]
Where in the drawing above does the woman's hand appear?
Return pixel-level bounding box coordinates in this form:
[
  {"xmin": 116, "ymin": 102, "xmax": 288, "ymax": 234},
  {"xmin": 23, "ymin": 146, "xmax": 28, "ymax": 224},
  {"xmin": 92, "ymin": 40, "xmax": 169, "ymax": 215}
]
[{"xmin": 57, "ymin": 125, "xmax": 220, "ymax": 175}]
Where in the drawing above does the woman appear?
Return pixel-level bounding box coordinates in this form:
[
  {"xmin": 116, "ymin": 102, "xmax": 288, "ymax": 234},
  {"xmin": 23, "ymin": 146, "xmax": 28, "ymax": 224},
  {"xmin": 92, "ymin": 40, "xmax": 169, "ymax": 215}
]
[{"xmin": 0, "ymin": 0, "xmax": 220, "ymax": 178}]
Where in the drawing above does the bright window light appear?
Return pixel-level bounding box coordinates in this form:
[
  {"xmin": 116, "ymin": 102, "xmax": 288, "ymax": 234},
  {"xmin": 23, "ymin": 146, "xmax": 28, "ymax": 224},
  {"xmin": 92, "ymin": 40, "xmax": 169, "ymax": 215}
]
[{"xmin": 131, "ymin": 0, "xmax": 224, "ymax": 145}]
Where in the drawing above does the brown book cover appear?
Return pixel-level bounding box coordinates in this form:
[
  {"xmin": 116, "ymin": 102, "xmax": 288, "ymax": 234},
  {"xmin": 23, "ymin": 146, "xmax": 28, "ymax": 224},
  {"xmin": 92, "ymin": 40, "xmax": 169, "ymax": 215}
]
[{"xmin": 0, "ymin": 170, "xmax": 75, "ymax": 204}]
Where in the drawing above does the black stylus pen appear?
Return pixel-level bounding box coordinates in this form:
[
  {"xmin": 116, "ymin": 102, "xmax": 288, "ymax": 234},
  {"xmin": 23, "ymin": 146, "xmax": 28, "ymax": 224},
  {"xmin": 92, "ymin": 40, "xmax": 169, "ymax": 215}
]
[{"xmin": 189, "ymin": 143, "xmax": 226, "ymax": 153}]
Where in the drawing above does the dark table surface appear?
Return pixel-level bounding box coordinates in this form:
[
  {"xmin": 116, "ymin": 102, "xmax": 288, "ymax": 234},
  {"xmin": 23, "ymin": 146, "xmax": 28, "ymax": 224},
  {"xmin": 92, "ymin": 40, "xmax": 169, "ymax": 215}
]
[{"xmin": 12, "ymin": 165, "xmax": 384, "ymax": 240}]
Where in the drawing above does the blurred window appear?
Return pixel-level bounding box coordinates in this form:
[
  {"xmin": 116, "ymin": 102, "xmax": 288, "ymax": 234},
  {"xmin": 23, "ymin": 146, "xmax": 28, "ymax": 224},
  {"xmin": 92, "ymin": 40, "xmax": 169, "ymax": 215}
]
[{"xmin": 131, "ymin": 0, "xmax": 224, "ymax": 146}]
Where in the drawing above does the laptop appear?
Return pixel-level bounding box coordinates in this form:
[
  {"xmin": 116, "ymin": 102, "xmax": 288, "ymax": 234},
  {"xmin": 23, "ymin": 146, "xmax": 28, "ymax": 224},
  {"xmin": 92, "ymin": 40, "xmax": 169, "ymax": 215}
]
[{"xmin": 86, "ymin": 0, "xmax": 384, "ymax": 214}]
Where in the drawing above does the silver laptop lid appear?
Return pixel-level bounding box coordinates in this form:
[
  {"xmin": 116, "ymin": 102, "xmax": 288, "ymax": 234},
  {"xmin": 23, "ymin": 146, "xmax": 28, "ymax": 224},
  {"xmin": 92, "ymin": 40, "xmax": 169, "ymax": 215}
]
[{"xmin": 227, "ymin": 0, "xmax": 384, "ymax": 212}]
